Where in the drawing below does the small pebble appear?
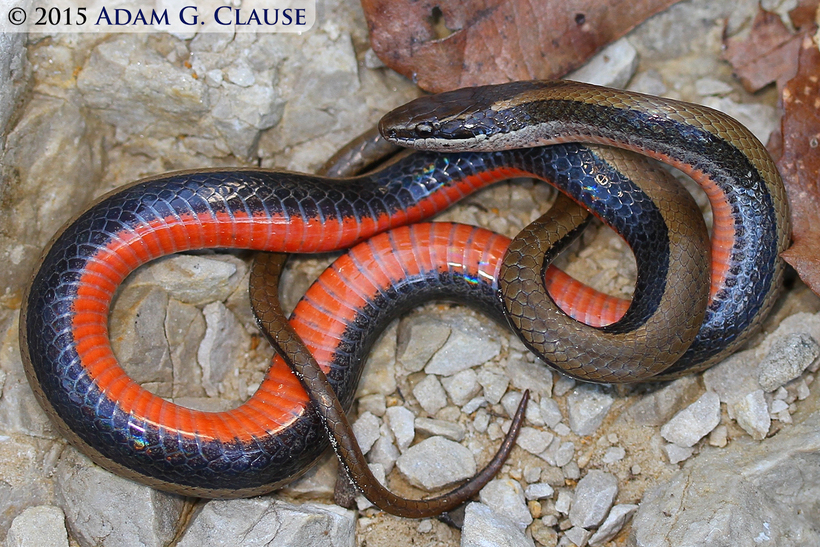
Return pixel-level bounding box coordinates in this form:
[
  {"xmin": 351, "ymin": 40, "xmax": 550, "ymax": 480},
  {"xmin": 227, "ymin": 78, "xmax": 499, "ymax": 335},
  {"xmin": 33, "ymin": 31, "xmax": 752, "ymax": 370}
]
[
  {"xmin": 478, "ymin": 368, "xmax": 510, "ymax": 404},
  {"xmin": 462, "ymin": 396, "xmax": 487, "ymax": 414},
  {"xmin": 396, "ymin": 437, "xmax": 476, "ymax": 490},
  {"xmin": 479, "ymin": 479, "xmax": 533, "ymax": 530},
  {"xmin": 588, "ymin": 504, "xmax": 639, "ymax": 545},
  {"xmin": 525, "ymin": 483, "xmax": 555, "ymax": 501},
  {"xmin": 461, "ymin": 503, "xmax": 535, "ymax": 547},
  {"xmin": 441, "ymin": 369, "xmax": 481, "ymax": 406},
  {"xmin": 568, "ymin": 470, "xmax": 618, "ymax": 529},
  {"xmin": 414, "ymin": 417, "xmax": 466, "ymax": 442},
  {"xmin": 602, "ymin": 446, "xmax": 626, "ymax": 464},
  {"xmin": 474, "ymin": 409, "xmax": 491, "ymax": 433},
  {"xmin": 417, "ymin": 520, "xmax": 433, "ymax": 534},
  {"xmin": 567, "ymin": 386, "xmax": 614, "ymax": 436},
  {"xmin": 562, "ymin": 462, "xmax": 581, "ymax": 481},
  {"xmin": 660, "ymin": 391, "xmax": 721, "ymax": 447},
  {"xmin": 758, "ymin": 333, "xmax": 820, "ymax": 391},
  {"xmin": 384, "ymin": 406, "xmax": 415, "ymax": 452},
  {"xmin": 413, "ymin": 375, "xmax": 448, "ymax": 416},
  {"xmin": 564, "ymin": 526, "xmax": 593, "ymax": 547},
  {"xmin": 664, "ymin": 443, "xmax": 695, "ymax": 464},
  {"xmin": 352, "ymin": 412, "xmax": 381, "ymax": 455},
  {"xmin": 517, "ymin": 427, "xmax": 555, "ymax": 456},
  {"xmin": 555, "ymin": 490, "xmax": 573, "ymax": 515},
  {"xmin": 731, "ymin": 389, "xmax": 770, "ymax": 440},
  {"xmin": 524, "ymin": 466, "xmax": 542, "ymax": 483},
  {"xmin": 540, "ymin": 398, "xmax": 564, "ymax": 428},
  {"xmin": 708, "ymin": 425, "xmax": 729, "ymax": 448}
]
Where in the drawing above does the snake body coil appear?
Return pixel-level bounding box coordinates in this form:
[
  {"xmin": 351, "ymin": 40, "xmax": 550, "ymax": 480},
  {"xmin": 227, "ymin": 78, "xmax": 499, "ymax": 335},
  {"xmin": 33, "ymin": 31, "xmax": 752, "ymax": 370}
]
[{"xmin": 20, "ymin": 81, "xmax": 789, "ymax": 504}]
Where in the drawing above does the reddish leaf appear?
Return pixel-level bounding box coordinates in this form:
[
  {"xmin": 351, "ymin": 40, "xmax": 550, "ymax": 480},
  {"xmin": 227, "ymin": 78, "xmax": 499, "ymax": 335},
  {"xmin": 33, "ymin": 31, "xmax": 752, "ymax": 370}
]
[
  {"xmin": 723, "ymin": 9, "xmax": 803, "ymax": 93},
  {"xmin": 362, "ymin": 0, "xmax": 681, "ymax": 93},
  {"xmin": 777, "ymin": 33, "xmax": 820, "ymax": 294},
  {"xmin": 789, "ymin": 0, "xmax": 819, "ymax": 30}
]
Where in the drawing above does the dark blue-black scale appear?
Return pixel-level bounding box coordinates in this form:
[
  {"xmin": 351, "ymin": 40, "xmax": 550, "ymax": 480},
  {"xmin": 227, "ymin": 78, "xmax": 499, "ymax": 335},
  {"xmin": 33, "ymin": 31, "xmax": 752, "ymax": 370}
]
[{"xmin": 25, "ymin": 143, "xmax": 672, "ymax": 493}]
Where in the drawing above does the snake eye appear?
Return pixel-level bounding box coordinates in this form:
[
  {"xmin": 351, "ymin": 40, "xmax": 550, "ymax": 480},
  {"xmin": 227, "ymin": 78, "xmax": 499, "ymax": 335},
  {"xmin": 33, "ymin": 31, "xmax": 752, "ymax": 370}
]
[{"xmin": 415, "ymin": 123, "xmax": 434, "ymax": 136}]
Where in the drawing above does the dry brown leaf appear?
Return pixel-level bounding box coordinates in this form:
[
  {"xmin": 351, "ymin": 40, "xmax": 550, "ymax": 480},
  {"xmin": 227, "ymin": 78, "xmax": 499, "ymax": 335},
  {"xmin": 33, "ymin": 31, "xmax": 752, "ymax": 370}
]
[
  {"xmin": 777, "ymin": 33, "xmax": 820, "ymax": 294},
  {"xmin": 723, "ymin": 9, "xmax": 803, "ymax": 93},
  {"xmin": 789, "ymin": 0, "xmax": 820, "ymax": 30},
  {"xmin": 362, "ymin": 0, "xmax": 680, "ymax": 93}
]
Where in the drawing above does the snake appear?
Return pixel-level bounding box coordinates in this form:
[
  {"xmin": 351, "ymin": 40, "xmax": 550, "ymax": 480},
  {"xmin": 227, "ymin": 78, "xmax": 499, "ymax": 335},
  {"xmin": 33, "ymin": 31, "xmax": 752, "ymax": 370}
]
[{"xmin": 19, "ymin": 81, "xmax": 789, "ymax": 516}]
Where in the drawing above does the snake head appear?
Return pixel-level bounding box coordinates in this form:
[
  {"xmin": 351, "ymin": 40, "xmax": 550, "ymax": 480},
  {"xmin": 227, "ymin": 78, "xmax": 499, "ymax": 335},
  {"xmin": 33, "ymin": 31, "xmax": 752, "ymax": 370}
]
[{"xmin": 379, "ymin": 81, "xmax": 548, "ymax": 151}]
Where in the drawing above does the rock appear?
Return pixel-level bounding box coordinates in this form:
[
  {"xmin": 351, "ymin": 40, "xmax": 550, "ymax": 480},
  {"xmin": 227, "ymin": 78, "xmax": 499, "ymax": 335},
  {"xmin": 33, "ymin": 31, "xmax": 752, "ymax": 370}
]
[
  {"xmin": 694, "ymin": 77, "xmax": 733, "ymax": 96},
  {"xmin": 731, "ymin": 389, "xmax": 771, "ymax": 441},
  {"xmin": 664, "ymin": 444, "xmax": 695, "ymax": 464},
  {"xmin": 396, "ymin": 436, "xmax": 476, "ymax": 490},
  {"xmin": 165, "ymin": 299, "xmax": 207, "ymax": 398},
  {"xmin": 355, "ymin": 320, "xmax": 398, "ymax": 397},
  {"xmin": 424, "ymin": 315, "xmax": 501, "ymax": 376},
  {"xmin": 566, "ymin": 38, "xmax": 639, "ymax": 89},
  {"xmin": 0, "ymin": 433, "xmax": 58, "ymax": 533},
  {"xmin": 568, "ymin": 470, "xmax": 618, "ymax": 529},
  {"xmin": 463, "ymin": 396, "xmax": 488, "ymax": 414},
  {"xmin": 177, "ymin": 498, "xmax": 355, "ymax": 547},
  {"xmin": 602, "ymin": 446, "xmax": 626, "ymax": 464},
  {"xmin": 543, "ymin": 440, "xmax": 576, "ymax": 468},
  {"xmin": 701, "ymin": 96, "xmax": 779, "ymax": 146},
  {"xmin": 632, "ymin": 402, "xmax": 820, "ymax": 546},
  {"xmin": 758, "ymin": 333, "xmax": 820, "ymax": 392},
  {"xmin": 588, "ymin": 504, "xmax": 638, "ymax": 546},
  {"xmin": 474, "ymin": 409, "xmax": 491, "ymax": 433},
  {"xmin": 540, "ymin": 398, "xmax": 564, "ymax": 429},
  {"xmin": 412, "ymin": 375, "xmax": 448, "ymax": 416},
  {"xmin": 627, "ymin": 375, "xmax": 701, "ymax": 427},
  {"xmin": 525, "ymin": 483, "xmax": 555, "ymax": 501},
  {"xmin": 368, "ymin": 431, "xmax": 400, "ymax": 475},
  {"xmin": 628, "ymin": 69, "xmax": 667, "ymax": 96},
  {"xmin": 6, "ymin": 505, "xmax": 69, "ymax": 547},
  {"xmin": 128, "ymin": 255, "xmax": 246, "ymax": 306},
  {"xmin": 110, "ymin": 285, "xmax": 172, "ymax": 396},
  {"xmin": 355, "ymin": 464, "xmax": 386, "ymax": 510},
  {"xmin": 660, "ymin": 391, "xmax": 721, "ymax": 447},
  {"xmin": 702, "ymin": 349, "xmax": 760, "ymax": 404},
  {"xmin": 461, "ymin": 503, "xmax": 535, "ymax": 547},
  {"xmin": 440, "ymin": 369, "xmax": 481, "ymax": 406},
  {"xmin": 0, "ymin": 32, "xmax": 27, "ymax": 136},
  {"xmin": 198, "ymin": 302, "xmax": 252, "ymax": 397},
  {"xmin": 553, "ymin": 375, "xmax": 576, "ymax": 397},
  {"xmin": 358, "ymin": 394, "xmax": 387, "ymax": 417},
  {"xmin": 505, "ymin": 357, "xmax": 553, "ymax": 398},
  {"xmin": 281, "ymin": 452, "xmax": 338, "ymax": 499},
  {"xmin": 555, "ymin": 490, "xmax": 573, "ymax": 515},
  {"xmin": 479, "ymin": 479, "xmax": 533, "ymax": 530},
  {"xmin": 352, "ymin": 411, "xmax": 381, "ymax": 455},
  {"xmin": 531, "ymin": 520, "xmax": 559, "ymax": 546},
  {"xmin": 414, "ymin": 417, "xmax": 465, "ymax": 442},
  {"xmin": 1, "ymin": 95, "xmax": 103, "ymax": 301},
  {"xmin": 384, "ymin": 406, "xmax": 415, "ymax": 452},
  {"xmin": 523, "ymin": 466, "xmax": 542, "ymax": 483},
  {"xmin": 56, "ymin": 449, "xmax": 185, "ymax": 547},
  {"xmin": 477, "ymin": 367, "xmax": 510, "ymax": 404},
  {"xmin": 564, "ymin": 526, "xmax": 593, "ymax": 547},
  {"xmin": 0, "ymin": 313, "xmax": 56, "ymax": 438},
  {"xmin": 567, "ymin": 385, "xmax": 614, "ymax": 436},
  {"xmin": 396, "ymin": 316, "xmax": 450, "ymax": 373},
  {"xmin": 516, "ymin": 427, "xmax": 554, "ymax": 456}
]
